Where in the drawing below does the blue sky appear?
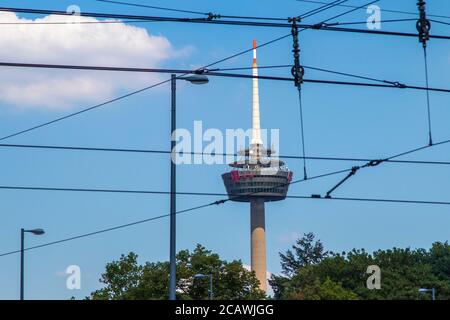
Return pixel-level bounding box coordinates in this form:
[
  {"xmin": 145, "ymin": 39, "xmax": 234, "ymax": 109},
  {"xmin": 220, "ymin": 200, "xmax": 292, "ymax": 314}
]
[{"xmin": 0, "ymin": 0, "xmax": 450, "ymax": 299}]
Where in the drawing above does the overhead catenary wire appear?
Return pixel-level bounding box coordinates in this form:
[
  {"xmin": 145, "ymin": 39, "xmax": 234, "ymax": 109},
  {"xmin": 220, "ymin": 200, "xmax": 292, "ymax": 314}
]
[
  {"xmin": 206, "ymin": 62, "xmax": 411, "ymax": 76},
  {"xmin": 0, "ymin": 78, "xmax": 172, "ymax": 142},
  {"xmin": 202, "ymin": 71, "xmax": 450, "ymax": 93},
  {"xmin": 316, "ymin": 31, "xmax": 447, "ymax": 198},
  {"xmin": 314, "ymin": 0, "xmax": 379, "ymax": 27},
  {"xmin": 0, "ymin": 19, "xmax": 164, "ymax": 26},
  {"xmin": 298, "ymin": 0, "xmax": 340, "ymax": 19},
  {"xmin": 325, "ymin": 18, "xmax": 418, "ymax": 27},
  {"xmin": 299, "ymin": 0, "xmax": 349, "ymax": 20},
  {"xmin": 0, "ymin": 202, "xmax": 217, "ymax": 258},
  {"xmin": 4, "ymin": 137, "xmax": 450, "ymax": 202},
  {"xmin": 0, "ymin": 6, "xmax": 291, "ymax": 26},
  {"xmin": 0, "ymin": 0, "xmax": 390, "ymax": 148},
  {"xmin": 3, "ymin": 167, "xmax": 355, "ymax": 203},
  {"xmin": 0, "ymin": 8, "xmax": 446, "ymax": 185},
  {"xmin": 0, "ymin": 2, "xmax": 448, "ymax": 273},
  {"xmin": 0, "ymin": 166, "xmax": 353, "ymax": 258},
  {"xmin": 430, "ymin": 19, "xmax": 450, "ymax": 26},
  {"xmin": 1, "ymin": 190, "xmax": 450, "ymax": 258},
  {"xmin": 2, "ymin": 64, "xmax": 449, "ymax": 142},
  {"xmin": 3, "ymin": 153, "xmax": 450, "ymax": 259},
  {"xmin": 416, "ymin": 0, "xmax": 433, "ymax": 146},
  {"xmin": 296, "ymin": 0, "xmax": 450, "ymax": 20},
  {"xmin": 0, "ymin": 32, "xmax": 296, "ymax": 142},
  {"xmin": 289, "ymin": 17, "xmax": 309, "ymax": 180},
  {"xmin": 293, "ymin": 1, "xmax": 378, "ymax": 181},
  {"xmin": 297, "ymin": 87, "xmax": 308, "ymax": 179},
  {"xmin": 97, "ymin": 0, "xmax": 288, "ymax": 21},
  {"xmin": 4, "ymin": 142, "xmax": 450, "ymax": 166},
  {"xmin": 5, "ymin": 0, "xmax": 346, "ymax": 146},
  {"xmin": 299, "ymin": 77, "xmax": 448, "ymax": 92},
  {"xmin": 2, "ymin": 134, "xmax": 450, "ymax": 257},
  {"xmin": 0, "ymin": 7, "xmax": 450, "ymax": 40},
  {"xmin": 423, "ymin": 46, "xmax": 433, "ymax": 146},
  {"xmin": 322, "ymin": 138, "xmax": 450, "ymax": 197},
  {"xmin": 0, "ymin": 0, "xmax": 448, "ymax": 277},
  {"xmin": 8, "ymin": 128, "xmax": 450, "ymax": 209},
  {"xmin": 208, "ymin": 65, "xmax": 293, "ymax": 71},
  {"xmin": 1, "ymin": 185, "xmax": 450, "ymax": 207},
  {"xmin": 0, "ymin": 0, "xmax": 444, "ymax": 145},
  {"xmin": 0, "ymin": 62, "xmax": 293, "ymax": 75},
  {"xmin": 301, "ymin": 64, "xmax": 409, "ymax": 87},
  {"xmin": 0, "ymin": 5, "xmax": 350, "ymax": 288},
  {"xmin": 1, "ymin": 115, "xmax": 450, "ymax": 254},
  {"xmin": 293, "ymin": 0, "xmax": 380, "ymax": 180},
  {"xmin": 387, "ymin": 138, "xmax": 450, "ymax": 160},
  {"xmin": 96, "ymin": 0, "xmax": 210, "ymax": 16}
]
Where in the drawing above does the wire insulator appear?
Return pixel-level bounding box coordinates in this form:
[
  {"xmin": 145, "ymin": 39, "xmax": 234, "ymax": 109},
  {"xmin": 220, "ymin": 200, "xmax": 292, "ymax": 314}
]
[
  {"xmin": 417, "ymin": 0, "xmax": 431, "ymax": 47},
  {"xmin": 290, "ymin": 17, "xmax": 304, "ymax": 88}
]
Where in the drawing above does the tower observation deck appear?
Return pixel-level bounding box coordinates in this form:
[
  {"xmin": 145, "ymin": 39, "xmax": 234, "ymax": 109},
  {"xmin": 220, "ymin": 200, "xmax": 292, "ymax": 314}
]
[{"xmin": 221, "ymin": 40, "xmax": 293, "ymax": 293}]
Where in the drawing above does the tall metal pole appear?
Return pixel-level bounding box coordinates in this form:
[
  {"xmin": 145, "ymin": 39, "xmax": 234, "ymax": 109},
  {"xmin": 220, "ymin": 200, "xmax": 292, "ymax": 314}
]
[
  {"xmin": 169, "ymin": 74, "xmax": 177, "ymax": 300},
  {"xmin": 20, "ymin": 228, "xmax": 24, "ymax": 300}
]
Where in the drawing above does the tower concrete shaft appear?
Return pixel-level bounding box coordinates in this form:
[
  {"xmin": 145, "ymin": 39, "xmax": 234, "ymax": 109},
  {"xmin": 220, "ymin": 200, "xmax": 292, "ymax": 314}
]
[{"xmin": 250, "ymin": 198, "xmax": 267, "ymax": 292}]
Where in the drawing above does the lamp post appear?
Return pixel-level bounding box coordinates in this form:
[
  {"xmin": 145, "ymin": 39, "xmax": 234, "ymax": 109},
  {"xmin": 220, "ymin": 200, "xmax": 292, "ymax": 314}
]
[
  {"xmin": 20, "ymin": 228, "xmax": 45, "ymax": 300},
  {"xmin": 419, "ymin": 288, "xmax": 436, "ymax": 300},
  {"xmin": 194, "ymin": 273, "xmax": 213, "ymax": 300},
  {"xmin": 169, "ymin": 74, "xmax": 209, "ymax": 301}
]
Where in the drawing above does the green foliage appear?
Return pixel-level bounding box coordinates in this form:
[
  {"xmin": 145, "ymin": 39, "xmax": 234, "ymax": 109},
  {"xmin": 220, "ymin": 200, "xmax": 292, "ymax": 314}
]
[
  {"xmin": 279, "ymin": 232, "xmax": 329, "ymax": 277},
  {"xmin": 286, "ymin": 278, "xmax": 359, "ymax": 300},
  {"xmin": 90, "ymin": 244, "xmax": 265, "ymax": 300},
  {"xmin": 90, "ymin": 235, "xmax": 450, "ymax": 300},
  {"xmin": 270, "ymin": 232, "xmax": 329, "ymax": 299},
  {"xmin": 271, "ymin": 233, "xmax": 450, "ymax": 300}
]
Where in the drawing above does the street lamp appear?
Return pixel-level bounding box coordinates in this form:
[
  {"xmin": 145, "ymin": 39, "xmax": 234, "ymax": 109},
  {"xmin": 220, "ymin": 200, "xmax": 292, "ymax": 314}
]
[
  {"xmin": 182, "ymin": 74, "xmax": 209, "ymax": 85},
  {"xmin": 20, "ymin": 228, "xmax": 45, "ymax": 300},
  {"xmin": 419, "ymin": 288, "xmax": 436, "ymax": 300},
  {"xmin": 194, "ymin": 273, "xmax": 213, "ymax": 300},
  {"xmin": 169, "ymin": 73, "xmax": 209, "ymax": 300}
]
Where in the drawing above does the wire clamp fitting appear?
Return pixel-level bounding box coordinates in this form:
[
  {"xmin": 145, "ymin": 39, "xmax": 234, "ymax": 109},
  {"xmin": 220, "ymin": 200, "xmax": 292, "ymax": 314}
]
[
  {"xmin": 416, "ymin": 0, "xmax": 431, "ymax": 48},
  {"xmin": 194, "ymin": 68, "xmax": 208, "ymax": 74},
  {"xmin": 363, "ymin": 159, "xmax": 385, "ymax": 168},
  {"xmin": 393, "ymin": 81, "xmax": 407, "ymax": 88},
  {"xmin": 312, "ymin": 22, "xmax": 327, "ymax": 29},
  {"xmin": 383, "ymin": 80, "xmax": 407, "ymax": 88},
  {"xmin": 207, "ymin": 12, "xmax": 221, "ymax": 20}
]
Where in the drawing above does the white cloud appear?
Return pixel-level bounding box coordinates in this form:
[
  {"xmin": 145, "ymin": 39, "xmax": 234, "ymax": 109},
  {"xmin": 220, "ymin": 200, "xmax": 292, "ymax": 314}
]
[{"xmin": 0, "ymin": 12, "xmax": 190, "ymax": 110}]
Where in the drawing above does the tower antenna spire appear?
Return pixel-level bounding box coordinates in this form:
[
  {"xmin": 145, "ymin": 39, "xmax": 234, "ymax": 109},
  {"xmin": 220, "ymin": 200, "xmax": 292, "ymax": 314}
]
[{"xmin": 251, "ymin": 39, "xmax": 263, "ymax": 147}]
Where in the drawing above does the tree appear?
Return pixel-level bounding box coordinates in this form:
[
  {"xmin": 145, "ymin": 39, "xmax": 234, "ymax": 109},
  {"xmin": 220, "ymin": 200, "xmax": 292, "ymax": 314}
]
[
  {"xmin": 271, "ymin": 233, "xmax": 450, "ymax": 300},
  {"xmin": 427, "ymin": 241, "xmax": 450, "ymax": 282},
  {"xmin": 90, "ymin": 252, "xmax": 143, "ymax": 300},
  {"xmin": 270, "ymin": 232, "xmax": 328, "ymax": 299},
  {"xmin": 90, "ymin": 244, "xmax": 265, "ymax": 300},
  {"xmin": 279, "ymin": 232, "xmax": 329, "ymax": 277}
]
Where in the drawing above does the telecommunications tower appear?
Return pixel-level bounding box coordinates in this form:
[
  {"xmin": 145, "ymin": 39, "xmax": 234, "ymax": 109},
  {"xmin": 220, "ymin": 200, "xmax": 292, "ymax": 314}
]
[{"xmin": 222, "ymin": 40, "xmax": 293, "ymax": 293}]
